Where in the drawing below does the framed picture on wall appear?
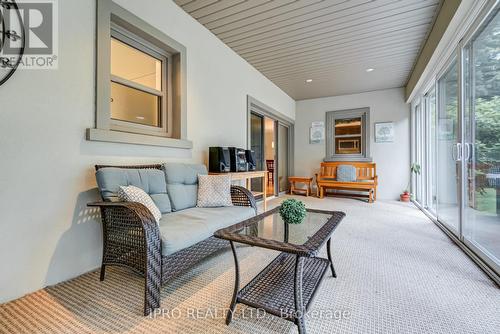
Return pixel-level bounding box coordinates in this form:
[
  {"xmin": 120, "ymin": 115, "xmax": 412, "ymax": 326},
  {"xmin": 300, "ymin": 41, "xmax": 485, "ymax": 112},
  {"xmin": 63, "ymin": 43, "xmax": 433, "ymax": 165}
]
[
  {"xmin": 374, "ymin": 122, "xmax": 394, "ymax": 143},
  {"xmin": 310, "ymin": 121, "xmax": 325, "ymax": 144}
]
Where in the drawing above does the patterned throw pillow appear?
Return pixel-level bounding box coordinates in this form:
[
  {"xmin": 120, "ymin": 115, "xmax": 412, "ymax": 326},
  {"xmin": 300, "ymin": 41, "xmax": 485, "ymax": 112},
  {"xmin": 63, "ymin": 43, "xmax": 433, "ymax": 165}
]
[
  {"xmin": 197, "ymin": 174, "xmax": 233, "ymax": 208},
  {"xmin": 118, "ymin": 185, "xmax": 162, "ymax": 224}
]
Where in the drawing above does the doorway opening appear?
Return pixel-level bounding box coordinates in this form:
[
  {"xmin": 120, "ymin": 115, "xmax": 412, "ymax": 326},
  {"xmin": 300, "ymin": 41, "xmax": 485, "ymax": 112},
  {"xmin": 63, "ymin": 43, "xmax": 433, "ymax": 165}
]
[
  {"xmin": 264, "ymin": 117, "xmax": 276, "ymax": 196},
  {"xmin": 248, "ymin": 96, "xmax": 293, "ymax": 200}
]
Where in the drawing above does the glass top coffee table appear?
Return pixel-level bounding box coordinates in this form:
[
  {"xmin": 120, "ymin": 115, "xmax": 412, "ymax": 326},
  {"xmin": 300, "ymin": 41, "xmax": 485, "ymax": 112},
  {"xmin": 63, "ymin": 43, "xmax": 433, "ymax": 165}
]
[{"xmin": 214, "ymin": 206, "xmax": 345, "ymax": 334}]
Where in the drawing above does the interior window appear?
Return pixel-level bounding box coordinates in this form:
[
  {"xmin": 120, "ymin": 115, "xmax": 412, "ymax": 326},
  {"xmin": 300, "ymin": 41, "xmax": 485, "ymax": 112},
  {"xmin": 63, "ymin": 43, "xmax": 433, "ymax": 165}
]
[
  {"xmin": 326, "ymin": 108, "xmax": 370, "ymax": 161},
  {"xmin": 334, "ymin": 117, "xmax": 362, "ymax": 154}
]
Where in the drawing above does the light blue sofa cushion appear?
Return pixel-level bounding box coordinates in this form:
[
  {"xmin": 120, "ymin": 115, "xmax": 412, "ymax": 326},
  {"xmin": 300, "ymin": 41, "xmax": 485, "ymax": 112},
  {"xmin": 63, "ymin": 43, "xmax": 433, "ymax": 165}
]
[
  {"xmin": 163, "ymin": 163, "xmax": 208, "ymax": 211},
  {"xmin": 158, "ymin": 206, "xmax": 255, "ymax": 256},
  {"xmin": 95, "ymin": 168, "xmax": 172, "ymax": 213},
  {"xmin": 337, "ymin": 165, "xmax": 357, "ymax": 182},
  {"xmin": 149, "ymin": 193, "xmax": 172, "ymax": 214}
]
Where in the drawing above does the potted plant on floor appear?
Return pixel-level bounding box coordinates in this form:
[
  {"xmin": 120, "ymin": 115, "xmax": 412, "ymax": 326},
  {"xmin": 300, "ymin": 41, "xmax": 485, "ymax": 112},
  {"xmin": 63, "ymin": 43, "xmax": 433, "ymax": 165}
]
[
  {"xmin": 401, "ymin": 163, "xmax": 421, "ymax": 202},
  {"xmin": 279, "ymin": 199, "xmax": 307, "ymax": 224}
]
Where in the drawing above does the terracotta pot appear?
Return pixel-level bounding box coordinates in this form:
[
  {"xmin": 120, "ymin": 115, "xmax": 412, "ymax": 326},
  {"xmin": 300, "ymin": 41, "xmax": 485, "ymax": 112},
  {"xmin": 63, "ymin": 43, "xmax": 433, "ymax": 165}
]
[{"xmin": 400, "ymin": 192, "xmax": 411, "ymax": 202}]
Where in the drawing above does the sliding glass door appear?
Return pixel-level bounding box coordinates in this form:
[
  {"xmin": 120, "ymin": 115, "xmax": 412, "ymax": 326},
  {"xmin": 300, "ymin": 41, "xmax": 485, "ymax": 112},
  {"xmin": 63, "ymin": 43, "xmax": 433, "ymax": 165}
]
[
  {"xmin": 462, "ymin": 9, "xmax": 500, "ymax": 269},
  {"xmin": 277, "ymin": 123, "xmax": 289, "ymax": 193},
  {"xmin": 249, "ymin": 106, "xmax": 292, "ymax": 197},
  {"xmin": 250, "ymin": 113, "xmax": 264, "ymax": 193},
  {"xmin": 414, "ymin": 104, "xmax": 424, "ymax": 203},
  {"xmin": 436, "ymin": 60, "xmax": 461, "ymax": 233},
  {"xmin": 414, "ymin": 90, "xmax": 437, "ymax": 211},
  {"xmin": 411, "ymin": 3, "xmax": 499, "ymax": 278},
  {"xmin": 426, "ymin": 87, "xmax": 438, "ymax": 214}
]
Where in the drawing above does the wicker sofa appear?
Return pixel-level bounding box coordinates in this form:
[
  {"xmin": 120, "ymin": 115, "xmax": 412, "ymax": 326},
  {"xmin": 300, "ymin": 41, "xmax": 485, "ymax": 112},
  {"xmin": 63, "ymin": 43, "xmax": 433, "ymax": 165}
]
[{"xmin": 88, "ymin": 163, "xmax": 257, "ymax": 315}]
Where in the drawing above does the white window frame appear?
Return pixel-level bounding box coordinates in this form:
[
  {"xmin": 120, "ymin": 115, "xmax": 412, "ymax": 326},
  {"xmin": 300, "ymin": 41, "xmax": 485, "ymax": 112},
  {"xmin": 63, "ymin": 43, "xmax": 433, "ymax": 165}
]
[
  {"xmin": 110, "ymin": 24, "xmax": 173, "ymax": 137},
  {"xmin": 423, "ymin": 85, "xmax": 438, "ymax": 214},
  {"xmin": 413, "ymin": 103, "xmax": 422, "ymax": 202}
]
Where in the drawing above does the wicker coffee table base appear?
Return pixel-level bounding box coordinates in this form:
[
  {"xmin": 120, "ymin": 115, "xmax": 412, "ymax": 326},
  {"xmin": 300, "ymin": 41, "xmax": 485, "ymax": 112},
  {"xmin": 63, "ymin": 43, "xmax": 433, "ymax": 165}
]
[{"xmin": 226, "ymin": 240, "xmax": 336, "ymax": 334}]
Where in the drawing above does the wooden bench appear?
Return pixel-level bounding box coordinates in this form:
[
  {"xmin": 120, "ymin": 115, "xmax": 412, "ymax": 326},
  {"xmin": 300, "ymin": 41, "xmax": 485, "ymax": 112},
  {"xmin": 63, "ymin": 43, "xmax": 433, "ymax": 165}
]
[{"xmin": 315, "ymin": 162, "xmax": 378, "ymax": 203}]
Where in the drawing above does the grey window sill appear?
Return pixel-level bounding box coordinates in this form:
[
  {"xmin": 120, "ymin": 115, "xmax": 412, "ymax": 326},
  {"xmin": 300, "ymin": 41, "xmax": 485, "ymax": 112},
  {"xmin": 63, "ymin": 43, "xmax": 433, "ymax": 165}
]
[{"xmin": 86, "ymin": 128, "xmax": 192, "ymax": 149}]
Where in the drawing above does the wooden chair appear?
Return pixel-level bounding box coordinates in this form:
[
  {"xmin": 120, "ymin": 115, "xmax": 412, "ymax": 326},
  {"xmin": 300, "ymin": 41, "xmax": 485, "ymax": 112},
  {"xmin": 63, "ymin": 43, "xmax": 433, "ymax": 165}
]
[
  {"xmin": 266, "ymin": 159, "xmax": 274, "ymax": 186},
  {"xmin": 315, "ymin": 162, "xmax": 378, "ymax": 203}
]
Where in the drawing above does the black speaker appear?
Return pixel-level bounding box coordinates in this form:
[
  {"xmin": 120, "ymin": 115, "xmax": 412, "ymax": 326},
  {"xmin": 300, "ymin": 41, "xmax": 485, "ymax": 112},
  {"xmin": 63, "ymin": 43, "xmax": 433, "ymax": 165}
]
[
  {"xmin": 209, "ymin": 147, "xmax": 230, "ymax": 173},
  {"xmin": 229, "ymin": 147, "xmax": 247, "ymax": 172},
  {"xmin": 245, "ymin": 150, "xmax": 256, "ymax": 171}
]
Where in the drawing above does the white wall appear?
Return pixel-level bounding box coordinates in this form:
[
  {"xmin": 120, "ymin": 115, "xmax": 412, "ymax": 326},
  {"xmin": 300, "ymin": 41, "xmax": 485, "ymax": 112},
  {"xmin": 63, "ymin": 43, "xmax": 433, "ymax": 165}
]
[
  {"xmin": 294, "ymin": 88, "xmax": 410, "ymax": 200},
  {"xmin": 0, "ymin": 0, "xmax": 294, "ymax": 303}
]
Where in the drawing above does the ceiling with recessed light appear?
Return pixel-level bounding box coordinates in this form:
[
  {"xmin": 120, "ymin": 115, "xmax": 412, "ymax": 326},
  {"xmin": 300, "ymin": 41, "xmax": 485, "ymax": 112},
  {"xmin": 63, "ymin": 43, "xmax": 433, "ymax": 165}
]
[{"xmin": 175, "ymin": 0, "xmax": 442, "ymax": 100}]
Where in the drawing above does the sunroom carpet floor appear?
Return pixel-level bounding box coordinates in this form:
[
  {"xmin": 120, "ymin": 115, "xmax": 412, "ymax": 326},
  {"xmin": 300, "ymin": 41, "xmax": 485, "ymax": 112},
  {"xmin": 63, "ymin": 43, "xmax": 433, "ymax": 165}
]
[{"xmin": 1, "ymin": 196, "xmax": 499, "ymax": 334}]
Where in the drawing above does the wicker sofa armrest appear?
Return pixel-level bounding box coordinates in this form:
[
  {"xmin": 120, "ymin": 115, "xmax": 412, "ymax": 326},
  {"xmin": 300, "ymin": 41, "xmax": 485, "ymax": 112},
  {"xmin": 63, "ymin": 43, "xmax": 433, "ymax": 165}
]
[
  {"xmin": 88, "ymin": 201, "xmax": 162, "ymax": 315},
  {"xmin": 230, "ymin": 186, "xmax": 257, "ymax": 214},
  {"xmin": 88, "ymin": 201, "xmax": 159, "ymax": 231},
  {"xmin": 87, "ymin": 201, "xmax": 161, "ymax": 272}
]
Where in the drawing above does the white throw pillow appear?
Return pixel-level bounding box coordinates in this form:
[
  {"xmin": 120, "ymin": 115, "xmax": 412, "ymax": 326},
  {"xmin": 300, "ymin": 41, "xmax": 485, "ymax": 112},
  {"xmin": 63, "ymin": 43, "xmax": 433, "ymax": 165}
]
[
  {"xmin": 197, "ymin": 174, "xmax": 233, "ymax": 208},
  {"xmin": 118, "ymin": 185, "xmax": 162, "ymax": 224}
]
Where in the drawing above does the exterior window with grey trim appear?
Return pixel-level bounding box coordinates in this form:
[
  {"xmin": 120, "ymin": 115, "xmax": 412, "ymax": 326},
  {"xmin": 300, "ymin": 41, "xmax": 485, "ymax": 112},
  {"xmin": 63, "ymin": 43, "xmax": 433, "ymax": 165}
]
[
  {"xmin": 109, "ymin": 24, "xmax": 172, "ymax": 137},
  {"xmin": 325, "ymin": 108, "xmax": 371, "ymax": 161},
  {"xmin": 89, "ymin": 0, "xmax": 190, "ymax": 149}
]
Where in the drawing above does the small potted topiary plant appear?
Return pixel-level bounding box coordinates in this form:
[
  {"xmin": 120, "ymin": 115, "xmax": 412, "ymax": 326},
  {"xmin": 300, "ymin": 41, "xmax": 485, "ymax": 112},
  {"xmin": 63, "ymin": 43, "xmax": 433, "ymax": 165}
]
[{"xmin": 279, "ymin": 199, "xmax": 307, "ymax": 224}]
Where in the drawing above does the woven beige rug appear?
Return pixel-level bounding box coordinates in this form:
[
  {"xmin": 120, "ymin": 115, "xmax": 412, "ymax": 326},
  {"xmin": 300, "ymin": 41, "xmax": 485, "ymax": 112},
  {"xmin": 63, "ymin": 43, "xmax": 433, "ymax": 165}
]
[{"xmin": 1, "ymin": 198, "xmax": 499, "ymax": 334}]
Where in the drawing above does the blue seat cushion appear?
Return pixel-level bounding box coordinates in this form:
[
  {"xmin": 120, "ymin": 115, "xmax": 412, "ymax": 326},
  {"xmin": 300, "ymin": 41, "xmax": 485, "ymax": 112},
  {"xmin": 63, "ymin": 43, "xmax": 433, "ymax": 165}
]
[
  {"xmin": 337, "ymin": 165, "xmax": 357, "ymax": 182},
  {"xmin": 163, "ymin": 163, "xmax": 208, "ymax": 211},
  {"xmin": 158, "ymin": 206, "xmax": 255, "ymax": 256},
  {"xmin": 95, "ymin": 168, "xmax": 172, "ymax": 213}
]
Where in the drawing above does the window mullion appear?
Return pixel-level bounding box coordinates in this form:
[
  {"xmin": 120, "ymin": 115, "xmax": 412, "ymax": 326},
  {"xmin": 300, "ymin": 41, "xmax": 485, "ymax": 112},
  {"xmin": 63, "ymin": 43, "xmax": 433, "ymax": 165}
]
[{"xmin": 111, "ymin": 74, "xmax": 163, "ymax": 97}]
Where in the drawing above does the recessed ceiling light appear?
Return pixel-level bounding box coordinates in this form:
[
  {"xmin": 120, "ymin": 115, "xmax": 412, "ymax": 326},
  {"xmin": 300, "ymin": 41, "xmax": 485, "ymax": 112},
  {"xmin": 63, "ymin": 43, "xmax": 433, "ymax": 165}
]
[
  {"xmin": 305, "ymin": 79, "xmax": 313, "ymax": 83},
  {"xmin": 136, "ymin": 116, "xmax": 145, "ymax": 120},
  {"xmin": 366, "ymin": 68, "xmax": 375, "ymax": 72}
]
